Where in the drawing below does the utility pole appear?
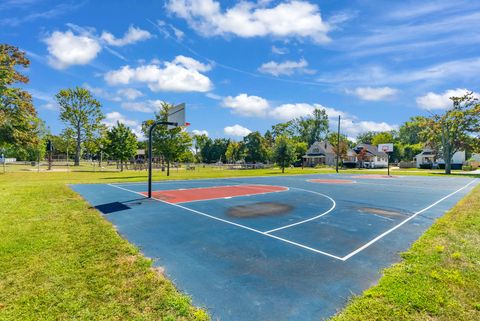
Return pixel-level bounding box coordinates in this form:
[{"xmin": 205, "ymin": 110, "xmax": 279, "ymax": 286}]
[{"xmin": 336, "ymin": 115, "xmax": 341, "ymax": 173}]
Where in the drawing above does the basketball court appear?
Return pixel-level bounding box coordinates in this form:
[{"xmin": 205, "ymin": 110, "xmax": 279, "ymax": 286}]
[{"xmin": 71, "ymin": 174, "xmax": 478, "ymax": 320}]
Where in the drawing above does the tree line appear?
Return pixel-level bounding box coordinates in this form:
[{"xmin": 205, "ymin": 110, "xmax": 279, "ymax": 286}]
[{"xmin": 2, "ymin": 45, "xmax": 479, "ymax": 174}]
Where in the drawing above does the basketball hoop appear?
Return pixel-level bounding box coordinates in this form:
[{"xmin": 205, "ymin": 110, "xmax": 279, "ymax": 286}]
[{"xmin": 382, "ymin": 146, "xmax": 389, "ymax": 152}]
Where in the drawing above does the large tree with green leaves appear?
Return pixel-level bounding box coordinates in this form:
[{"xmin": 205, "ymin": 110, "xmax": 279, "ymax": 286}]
[
  {"xmin": 106, "ymin": 121, "xmax": 137, "ymax": 171},
  {"xmin": 225, "ymin": 141, "xmax": 245, "ymax": 163},
  {"xmin": 243, "ymin": 131, "xmax": 268, "ymax": 163},
  {"xmin": 0, "ymin": 44, "xmax": 40, "ymax": 151},
  {"xmin": 273, "ymin": 135, "xmax": 296, "ymax": 173},
  {"xmin": 56, "ymin": 87, "xmax": 104, "ymax": 166},
  {"xmin": 293, "ymin": 108, "xmax": 329, "ymax": 146},
  {"xmin": 422, "ymin": 92, "xmax": 480, "ymax": 174},
  {"xmin": 143, "ymin": 102, "xmax": 192, "ymax": 176}
]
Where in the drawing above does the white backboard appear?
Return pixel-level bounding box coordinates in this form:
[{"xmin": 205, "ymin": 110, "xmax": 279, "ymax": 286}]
[
  {"xmin": 378, "ymin": 143, "xmax": 394, "ymax": 153},
  {"xmin": 167, "ymin": 103, "xmax": 187, "ymax": 129}
]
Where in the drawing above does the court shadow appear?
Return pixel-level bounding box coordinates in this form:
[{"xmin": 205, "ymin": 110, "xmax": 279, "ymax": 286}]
[{"xmin": 95, "ymin": 202, "xmax": 131, "ymax": 214}]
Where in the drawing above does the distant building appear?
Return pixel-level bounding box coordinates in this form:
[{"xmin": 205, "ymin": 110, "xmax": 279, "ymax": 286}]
[
  {"xmin": 353, "ymin": 144, "xmax": 388, "ymax": 168},
  {"xmin": 414, "ymin": 148, "xmax": 465, "ymax": 169},
  {"xmin": 302, "ymin": 140, "xmax": 357, "ymax": 167}
]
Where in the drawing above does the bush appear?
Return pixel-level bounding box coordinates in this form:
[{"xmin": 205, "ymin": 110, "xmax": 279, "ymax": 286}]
[
  {"xmin": 419, "ymin": 163, "xmax": 433, "ymax": 169},
  {"xmin": 462, "ymin": 165, "xmax": 473, "ymax": 171}
]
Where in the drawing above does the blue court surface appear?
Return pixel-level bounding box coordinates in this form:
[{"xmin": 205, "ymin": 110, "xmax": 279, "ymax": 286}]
[{"xmin": 71, "ymin": 174, "xmax": 478, "ymax": 320}]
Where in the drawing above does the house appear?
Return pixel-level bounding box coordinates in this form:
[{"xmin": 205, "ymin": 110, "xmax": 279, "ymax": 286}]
[
  {"xmin": 414, "ymin": 148, "xmax": 436, "ymax": 168},
  {"xmin": 353, "ymin": 144, "xmax": 388, "ymax": 168},
  {"xmin": 414, "ymin": 148, "xmax": 465, "ymax": 169},
  {"xmin": 302, "ymin": 140, "xmax": 357, "ymax": 167}
]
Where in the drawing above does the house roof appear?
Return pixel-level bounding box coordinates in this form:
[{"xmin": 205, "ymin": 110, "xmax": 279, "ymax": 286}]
[
  {"xmin": 354, "ymin": 144, "xmax": 388, "ymax": 157},
  {"xmin": 306, "ymin": 140, "xmax": 335, "ymax": 156}
]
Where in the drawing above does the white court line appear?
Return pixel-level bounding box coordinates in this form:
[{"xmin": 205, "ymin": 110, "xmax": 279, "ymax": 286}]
[
  {"xmin": 341, "ymin": 178, "xmax": 478, "ymax": 260},
  {"xmin": 263, "ymin": 187, "xmax": 336, "ymax": 234},
  {"xmin": 107, "ymin": 183, "xmax": 343, "ymax": 260}
]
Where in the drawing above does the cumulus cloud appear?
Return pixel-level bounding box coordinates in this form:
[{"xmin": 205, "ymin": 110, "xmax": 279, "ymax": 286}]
[
  {"xmin": 267, "ymin": 102, "xmax": 396, "ymax": 138},
  {"xmin": 44, "ymin": 30, "xmax": 102, "ymax": 69},
  {"xmin": 103, "ymin": 111, "xmax": 143, "ymax": 138},
  {"xmin": 271, "ymin": 45, "xmax": 288, "ymax": 55},
  {"xmin": 191, "ymin": 129, "xmax": 209, "ymax": 136},
  {"xmin": 121, "ymin": 100, "xmax": 164, "ymax": 113},
  {"xmin": 258, "ymin": 58, "xmax": 314, "ymax": 76},
  {"xmin": 222, "ymin": 93, "xmax": 270, "ymax": 117},
  {"xmin": 117, "ymin": 88, "xmax": 143, "ymax": 100},
  {"xmin": 166, "ymin": 0, "xmax": 331, "ymax": 43},
  {"xmin": 416, "ymin": 88, "xmax": 480, "ymax": 110},
  {"xmin": 348, "ymin": 86, "xmax": 398, "ymax": 101},
  {"xmin": 224, "ymin": 124, "xmax": 252, "ymax": 137},
  {"xmin": 104, "ymin": 56, "xmax": 213, "ymax": 92},
  {"xmin": 101, "ymin": 25, "xmax": 152, "ymax": 46}
]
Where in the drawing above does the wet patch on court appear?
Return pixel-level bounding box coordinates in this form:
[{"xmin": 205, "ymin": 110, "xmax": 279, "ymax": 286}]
[
  {"xmin": 356, "ymin": 207, "xmax": 409, "ymax": 219},
  {"xmin": 227, "ymin": 202, "xmax": 293, "ymax": 218}
]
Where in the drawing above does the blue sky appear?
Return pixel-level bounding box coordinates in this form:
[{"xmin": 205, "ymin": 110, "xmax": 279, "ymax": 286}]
[{"xmin": 2, "ymin": 0, "xmax": 479, "ymax": 140}]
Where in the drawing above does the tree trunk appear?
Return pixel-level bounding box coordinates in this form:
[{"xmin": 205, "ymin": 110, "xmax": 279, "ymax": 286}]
[
  {"xmin": 120, "ymin": 160, "xmax": 124, "ymax": 172},
  {"xmin": 75, "ymin": 126, "xmax": 81, "ymax": 166},
  {"xmin": 282, "ymin": 160, "xmax": 285, "ymax": 173},
  {"xmin": 167, "ymin": 159, "xmax": 170, "ymax": 176}
]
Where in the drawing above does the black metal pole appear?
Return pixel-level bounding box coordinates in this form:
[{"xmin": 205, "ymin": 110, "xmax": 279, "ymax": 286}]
[
  {"xmin": 387, "ymin": 152, "xmax": 390, "ymax": 176},
  {"xmin": 148, "ymin": 121, "xmax": 177, "ymax": 198},
  {"xmin": 336, "ymin": 115, "xmax": 341, "ymax": 173}
]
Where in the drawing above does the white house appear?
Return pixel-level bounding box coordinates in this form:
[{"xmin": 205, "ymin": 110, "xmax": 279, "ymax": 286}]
[
  {"xmin": 353, "ymin": 144, "xmax": 388, "ymax": 168},
  {"xmin": 415, "ymin": 148, "xmax": 466, "ymax": 169},
  {"xmin": 302, "ymin": 140, "xmax": 357, "ymax": 167}
]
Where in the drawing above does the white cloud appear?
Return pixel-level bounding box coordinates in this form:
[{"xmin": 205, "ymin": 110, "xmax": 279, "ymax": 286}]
[
  {"xmin": 103, "ymin": 111, "xmax": 143, "ymax": 138},
  {"xmin": 44, "ymin": 30, "xmax": 101, "ymax": 69},
  {"xmin": 224, "ymin": 124, "xmax": 252, "ymax": 137},
  {"xmin": 101, "ymin": 25, "xmax": 152, "ymax": 46},
  {"xmin": 166, "ymin": 0, "xmax": 330, "ymax": 43},
  {"xmin": 117, "ymin": 88, "xmax": 143, "ymax": 100},
  {"xmin": 416, "ymin": 88, "xmax": 480, "ymax": 110},
  {"xmin": 206, "ymin": 93, "xmax": 223, "ymax": 100},
  {"xmin": 258, "ymin": 58, "xmax": 314, "ymax": 76},
  {"xmin": 104, "ymin": 56, "xmax": 213, "ymax": 92},
  {"xmin": 348, "ymin": 86, "xmax": 398, "ymax": 101},
  {"xmin": 267, "ymin": 101, "xmax": 396, "ymax": 138},
  {"xmin": 271, "ymin": 45, "xmax": 288, "ymax": 55},
  {"xmin": 121, "ymin": 100, "xmax": 164, "ymax": 113},
  {"xmin": 269, "ymin": 103, "xmax": 315, "ymax": 121},
  {"xmin": 173, "ymin": 55, "xmax": 212, "ymax": 72},
  {"xmin": 222, "ymin": 93, "xmax": 270, "ymax": 117},
  {"xmin": 192, "ymin": 129, "xmax": 209, "ymax": 136}
]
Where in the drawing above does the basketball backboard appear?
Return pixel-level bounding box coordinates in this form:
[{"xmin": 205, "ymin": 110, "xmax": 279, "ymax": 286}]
[
  {"xmin": 378, "ymin": 143, "xmax": 393, "ymax": 153},
  {"xmin": 167, "ymin": 103, "xmax": 189, "ymax": 129}
]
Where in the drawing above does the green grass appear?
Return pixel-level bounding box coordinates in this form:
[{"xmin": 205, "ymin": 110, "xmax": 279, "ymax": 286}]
[
  {"xmin": 0, "ymin": 167, "xmax": 478, "ymax": 320},
  {"xmin": 331, "ymin": 184, "xmax": 480, "ymax": 321}
]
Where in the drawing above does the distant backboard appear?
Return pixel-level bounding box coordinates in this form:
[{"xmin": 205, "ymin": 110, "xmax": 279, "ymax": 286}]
[
  {"xmin": 167, "ymin": 103, "xmax": 188, "ymax": 129},
  {"xmin": 378, "ymin": 143, "xmax": 394, "ymax": 153}
]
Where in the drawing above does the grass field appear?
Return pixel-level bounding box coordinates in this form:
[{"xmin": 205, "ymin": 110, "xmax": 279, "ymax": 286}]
[{"xmin": 0, "ymin": 167, "xmax": 479, "ymax": 320}]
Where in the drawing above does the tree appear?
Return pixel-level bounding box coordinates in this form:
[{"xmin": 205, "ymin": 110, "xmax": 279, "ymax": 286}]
[
  {"xmin": 0, "ymin": 44, "xmax": 40, "ymax": 150},
  {"xmin": 271, "ymin": 121, "xmax": 294, "ymax": 139},
  {"xmin": 225, "ymin": 141, "xmax": 244, "ymax": 163},
  {"xmin": 106, "ymin": 122, "xmax": 137, "ymax": 171},
  {"xmin": 192, "ymin": 134, "xmax": 209, "ymax": 162},
  {"xmin": 273, "ymin": 135, "xmax": 296, "ymax": 173},
  {"xmin": 399, "ymin": 116, "xmax": 427, "ymax": 145},
  {"xmin": 371, "ymin": 132, "xmax": 394, "ymax": 146},
  {"xmin": 356, "ymin": 131, "xmax": 377, "ymax": 144},
  {"xmin": 421, "ymin": 92, "xmax": 480, "ymax": 174},
  {"xmin": 327, "ymin": 132, "xmax": 349, "ymax": 164},
  {"xmin": 293, "ymin": 108, "xmax": 329, "ymax": 146},
  {"xmin": 243, "ymin": 131, "xmax": 268, "ymax": 163},
  {"xmin": 142, "ymin": 102, "xmax": 192, "ymax": 176},
  {"xmin": 56, "ymin": 87, "xmax": 104, "ymax": 166}
]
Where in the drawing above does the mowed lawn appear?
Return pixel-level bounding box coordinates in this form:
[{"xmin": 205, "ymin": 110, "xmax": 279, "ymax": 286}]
[{"xmin": 0, "ymin": 167, "xmax": 479, "ymax": 320}]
